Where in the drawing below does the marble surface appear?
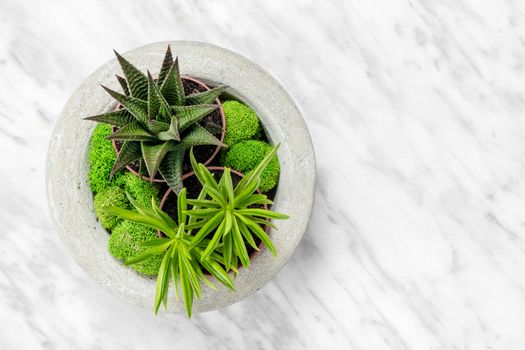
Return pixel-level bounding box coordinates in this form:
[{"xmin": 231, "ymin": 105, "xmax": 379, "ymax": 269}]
[{"xmin": 1, "ymin": 0, "xmax": 525, "ymax": 348}]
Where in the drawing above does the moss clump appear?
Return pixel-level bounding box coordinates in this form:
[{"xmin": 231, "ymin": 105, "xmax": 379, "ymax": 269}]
[
  {"xmin": 94, "ymin": 186, "xmax": 130, "ymax": 230},
  {"xmin": 223, "ymin": 100, "xmax": 261, "ymax": 146},
  {"xmin": 88, "ymin": 124, "xmax": 124, "ymax": 193},
  {"xmin": 121, "ymin": 172, "xmax": 160, "ymax": 208},
  {"xmin": 223, "ymin": 140, "xmax": 280, "ymax": 192},
  {"xmin": 109, "ymin": 220, "xmax": 163, "ymax": 276}
]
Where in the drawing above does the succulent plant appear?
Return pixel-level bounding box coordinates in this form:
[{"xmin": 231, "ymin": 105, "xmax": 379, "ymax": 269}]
[
  {"xmin": 105, "ymin": 189, "xmax": 234, "ymax": 317},
  {"xmin": 104, "ymin": 146, "xmax": 289, "ymax": 317},
  {"xmin": 186, "ymin": 145, "xmax": 288, "ymax": 271},
  {"xmin": 85, "ymin": 46, "xmax": 228, "ymax": 193}
]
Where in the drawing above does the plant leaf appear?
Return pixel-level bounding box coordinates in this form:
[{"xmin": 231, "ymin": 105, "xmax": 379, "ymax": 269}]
[
  {"xmin": 141, "ymin": 141, "xmax": 174, "ymax": 179},
  {"xmin": 235, "ymin": 194, "xmax": 272, "ymax": 209},
  {"xmin": 185, "ymin": 208, "xmax": 221, "ymax": 218},
  {"xmin": 178, "ymin": 188, "xmax": 187, "ymax": 225},
  {"xmin": 203, "ymin": 185, "xmax": 227, "ymax": 207},
  {"xmin": 236, "ymin": 217, "xmax": 258, "ymax": 250},
  {"xmin": 194, "ymin": 249, "xmax": 234, "ymax": 291},
  {"xmin": 147, "ymin": 71, "xmax": 172, "ymax": 123},
  {"xmin": 161, "ymin": 57, "xmax": 185, "ymax": 106},
  {"xmin": 190, "ymin": 211, "xmax": 224, "ymax": 248},
  {"xmin": 110, "ymin": 141, "xmax": 141, "ymax": 177},
  {"xmin": 189, "ymin": 258, "xmax": 215, "ymax": 290},
  {"xmin": 181, "ymin": 125, "xmax": 225, "ymax": 149},
  {"xmin": 223, "ymin": 230, "xmax": 232, "ymax": 271},
  {"xmin": 172, "ymin": 105, "xmax": 218, "ymax": 132},
  {"xmin": 224, "ymin": 211, "xmax": 233, "ymax": 236},
  {"xmin": 84, "ymin": 109, "xmax": 134, "ymax": 127},
  {"xmin": 180, "ymin": 253, "xmax": 202, "ymax": 299},
  {"xmin": 146, "ymin": 120, "xmax": 170, "ymax": 133},
  {"xmin": 239, "ymin": 215, "xmax": 277, "ymax": 256},
  {"xmin": 124, "ymin": 251, "xmax": 154, "ymax": 265},
  {"xmin": 116, "ymin": 74, "xmax": 129, "ymax": 95},
  {"xmin": 147, "ymin": 71, "xmax": 161, "ymax": 118},
  {"xmin": 189, "ymin": 148, "xmax": 208, "ymax": 185},
  {"xmin": 114, "ymin": 50, "xmax": 148, "ymax": 99},
  {"xmin": 101, "ymin": 85, "xmax": 149, "ymax": 124},
  {"xmin": 151, "ymin": 197, "xmax": 179, "ymax": 231},
  {"xmin": 223, "ymin": 168, "xmax": 235, "ymax": 204},
  {"xmin": 236, "ymin": 208, "xmax": 289, "ymax": 220},
  {"xmin": 186, "ymin": 199, "xmax": 221, "ymax": 208},
  {"xmin": 170, "ymin": 254, "xmax": 180, "ymax": 301},
  {"xmin": 107, "ymin": 122, "xmax": 156, "ymax": 141},
  {"xmin": 202, "ymin": 219, "xmax": 226, "ymax": 258},
  {"xmin": 179, "ymin": 254, "xmax": 194, "ymax": 318},
  {"xmin": 185, "ymin": 85, "xmax": 228, "ymax": 105},
  {"xmin": 187, "ymin": 189, "xmax": 208, "ymax": 235},
  {"xmin": 156, "ymin": 116, "xmax": 180, "ymax": 141},
  {"xmin": 198, "ymin": 164, "xmax": 221, "ymax": 193},
  {"xmin": 250, "ymin": 216, "xmax": 277, "ymax": 231},
  {"xmin": 141, "ymin": 238, "xmax": 171, "ymax": 247},
  {"xmin": 232, "ymin": 217, "xmax": 250, "ymax": 268},
  {"xmin": 158, "ymin": 145, "xmax": 185, "ymax": 194},
  {"xmin": 157, "ymin": 45, "xmax": 173, "ymax": 86},
  {"xmin": 104, "ymin": 206, "xmax": 176, "ymax": 236},
  {"xmin": 154, "ymin": 251, "xmax": 172, "ymax": 314}
]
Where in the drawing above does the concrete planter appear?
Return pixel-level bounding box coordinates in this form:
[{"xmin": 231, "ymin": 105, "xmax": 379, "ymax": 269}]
[{"xmin": 46, "ymin": 41, "xmax": 316, "ymax": 313}]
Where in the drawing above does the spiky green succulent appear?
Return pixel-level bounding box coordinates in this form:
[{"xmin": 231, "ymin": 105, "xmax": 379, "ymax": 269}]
[
  {"xmin": 186, "ymin": 145, "xmax": 288, "ymax": 271},
  {"xmin": 84, "ymin": 46, "xmax": 227, "ymax": 193},
  {"xmin": 104, "ymin": 146, "xmax": 288, "ymax": 317}
]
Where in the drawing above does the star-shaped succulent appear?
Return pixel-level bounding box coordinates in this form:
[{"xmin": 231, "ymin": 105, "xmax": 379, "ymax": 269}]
[{"xmin": 85, "ymin": 46, "xmax": 227, "ymax": 193}]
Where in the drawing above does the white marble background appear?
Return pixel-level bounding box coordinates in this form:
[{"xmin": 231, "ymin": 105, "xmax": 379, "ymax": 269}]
[{"xmin": 1, "ymin": 0, "xmax": 525, "ymax": 349}]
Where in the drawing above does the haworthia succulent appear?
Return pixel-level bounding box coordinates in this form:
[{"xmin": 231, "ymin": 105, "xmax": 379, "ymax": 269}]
[
  {"xmin": 157, "ymin": 45, "xmax": 173, "ymax": 86},
  {"xmin": 114, "ymin": 50, "xmax": 148, "ymax": 100},
  {"xmin": 85, "ymin": 46, "xmax": 227, "ymax": 192}
]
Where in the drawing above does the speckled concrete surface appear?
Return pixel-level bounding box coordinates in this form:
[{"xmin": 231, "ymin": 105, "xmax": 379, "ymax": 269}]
[{"xmin": 46, "ymin": 41, "xmax": 316, "ymax": 314}]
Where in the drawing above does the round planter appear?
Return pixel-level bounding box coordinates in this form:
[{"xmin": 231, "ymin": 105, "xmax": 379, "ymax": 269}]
[
  {"xmin": 46, "ymin": 41, "xmax": 316, "ymax": 314},
  {"xmin": 111, "ymin": 76, "xmax": 226, "ymax": 183}
]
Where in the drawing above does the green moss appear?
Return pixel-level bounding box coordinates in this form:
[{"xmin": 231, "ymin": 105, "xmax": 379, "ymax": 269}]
[
  {"xmin": 88, "ymin": 124, "xmax": 124, "ymax": 193},
  {"xmin": 109, "ymin": 220, "xmax": 162, "ymax": 276},
  {"xmin": 223, "ymin": 100, "xmax": 261, "ymax": 146},
  {"xmin": 121, "ymin": 172, "xmax": 160, "ymax": 208},
  {"xmin": 94, "ymin": 186, "xmax": 130, "ymax": 230},
  {"xmin": 223, "ymin": 140, "xmax": 280, "ymax": 192}
]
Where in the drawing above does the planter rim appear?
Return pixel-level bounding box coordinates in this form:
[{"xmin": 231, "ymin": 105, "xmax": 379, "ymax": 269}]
[
  {"xmin": 110, "ymin": 75, "xmax": 226, "ymax": 183},
  {"xmin": 46, "ymin": 41, "xmax": 316, "ymax": 314}
]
